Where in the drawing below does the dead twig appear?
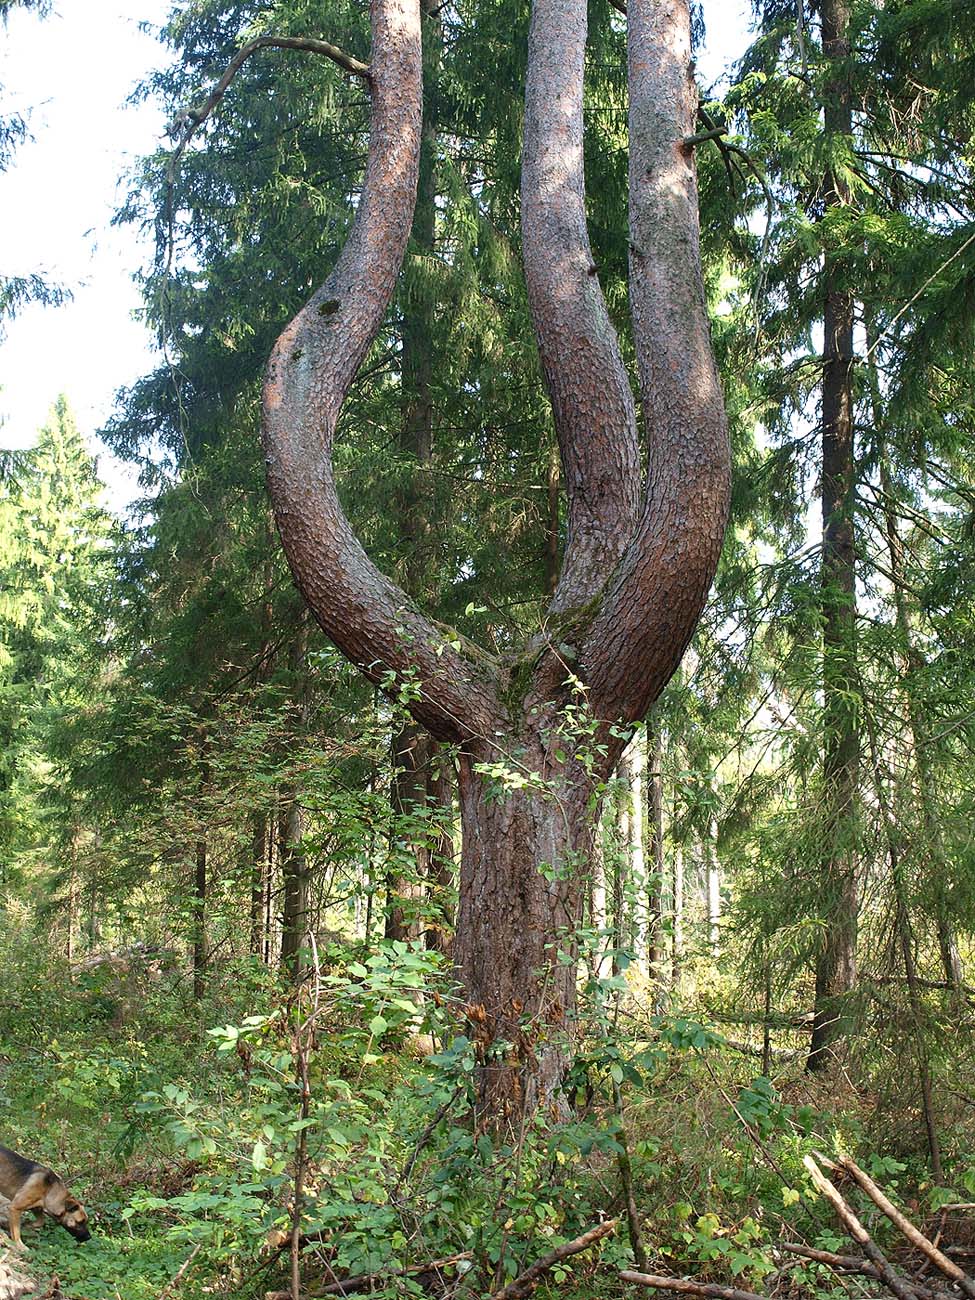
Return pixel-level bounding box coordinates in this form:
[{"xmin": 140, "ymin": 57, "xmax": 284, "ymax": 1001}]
[
  {"xmin": 171, "ymin": 35, "xmax": 369, "ymax": 161},
  {"xmin": 157, "ymin": 1243, "xmax": 202, "ymax": 1300},
  {"xmin": 488, "ymin": 1219, "xmax": 617, "ymax": 1300},
  {"xmin": 620, "ymin": 1270, "xmax": 767, "ymax": 1300},
  {"xmin": 780, "ymin": 1242, "xmax": 942, "ymax": 1300},
  {"xmin": 829, "ymin": 1154, "xmax": 975, "ymax": 1300},
  {"xmin": 802, "ymin": 1155, "xmax": 919, "ymax": 1300}
]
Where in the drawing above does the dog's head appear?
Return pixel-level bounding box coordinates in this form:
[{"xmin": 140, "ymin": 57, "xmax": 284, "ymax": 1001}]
[{"xmin": 58, "ymin": 1199, "xmax": 91, "ymax": 1243}]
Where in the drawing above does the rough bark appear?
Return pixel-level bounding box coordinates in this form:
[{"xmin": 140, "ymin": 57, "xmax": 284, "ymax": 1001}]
[
  {"xmin": 258, "ymin": 0, "xmax": 729, "ymax": 1119},
  {"xmin": 809, "ymin": 0, "xmax": 859, "ymax": 1073}
]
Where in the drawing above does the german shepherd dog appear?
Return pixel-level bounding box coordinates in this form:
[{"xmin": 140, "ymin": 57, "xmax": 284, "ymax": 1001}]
[{"xmin": 0, "ymin": 1145, "xmax": 90, "ymax": 1249}]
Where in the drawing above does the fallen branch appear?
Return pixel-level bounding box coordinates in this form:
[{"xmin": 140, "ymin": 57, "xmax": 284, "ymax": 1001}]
[
  {"xmin": 802, "ymin": 1155, "xmax": 918, "ymax": 1300},
  {"xmin": 620, "ymin": 1270, "xmax": 766, "ymax": 1300},
  {"xmin": 780, "ymin": 1242, "xmax": 941, "ymax": 1300},
  {"xmin": 157, "ymin": 1243, "xmax": 202, "ymax": 1300},
  {"xmin": 265, "ymin": 1252, "xmax": 472, "ymax": 1299},
  {"xmin": 831, "ymin": 1154, "xmax": 975, "ymax": 1300},
  {"xmin": 489, "ymin": 1220, "xmax": 617, "ymax": 1300}
]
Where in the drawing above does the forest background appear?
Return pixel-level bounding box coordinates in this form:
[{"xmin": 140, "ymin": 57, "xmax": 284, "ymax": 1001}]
[{"xmin": 1, "ymin": 1, "xmax": 975, "ymax": 1299}]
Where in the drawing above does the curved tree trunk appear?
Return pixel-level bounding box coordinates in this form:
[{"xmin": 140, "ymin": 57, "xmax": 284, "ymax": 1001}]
[{"xmin": 259, "ymin": 0, "xmax": 729, "ymax": 1122}]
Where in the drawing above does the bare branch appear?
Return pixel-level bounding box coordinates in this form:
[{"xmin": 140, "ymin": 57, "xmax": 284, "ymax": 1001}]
[
  {"xmin": 266, "ymin": 1252, "xmax": 474, "ymax": 1299},
  {"xmin": 780, "ymin": 1242, "xmax": 941, "ymax": 1300},
  {"xmin": 171, "ymin": 35, "xmax": 370, "ymax": 164},
  {"xmin": 801, "ymin": 1155, "xmax": 919, "ymax": 1300},
  {"xmin": 620, "ymin": 1270, "xmax": 768, "ymax": 1300},
  {"xmin": 829, "ymin": 1154, "xmax": 975, "ymax": 1300},
  {"xmin": 489, "ymin": 1219, "xmax": 618, "ymax": 1299}
]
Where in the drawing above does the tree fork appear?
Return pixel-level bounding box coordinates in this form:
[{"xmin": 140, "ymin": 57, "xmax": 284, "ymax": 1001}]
[{"xmin": 257, "ymin": 0, "xmax": 729, "ymax": 1122}]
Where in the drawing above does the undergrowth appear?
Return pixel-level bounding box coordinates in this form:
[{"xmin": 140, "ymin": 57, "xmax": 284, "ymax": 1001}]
[{"xmin": 1, "ymin": 928, "xmax": 974, "ymax": 1299}]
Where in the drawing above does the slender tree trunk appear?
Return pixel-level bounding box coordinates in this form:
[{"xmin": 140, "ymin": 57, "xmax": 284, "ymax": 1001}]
[
  {"xmin": 612, "ymin": 754, "xmax": 631, "ymax": 972},
  {"xmin": 646, "ymin": 725, "xmax": 664, "ymax": 982},
  {"xmin": 280, "ymin": 620, "xmax": 311, "ymax": 977},
  {"xmin": 278, "ymin": 794, "xmax": 308, "ymax": 974},
  {"xmin": 706, "ymin": 804, "xmax": 721, "ymax": 957},
  {"xmin": 591, "ymin": 811, "xmax": 609, "ymax": 977},
  {"xmin": 387, "ymin": 724, "xmax": 429, "ymax": 942},
  {"xmin": 672, "ymin": 842, "xmax": 684, "ymax": 991},
  {"xmin": 877, "ymin": 456, "xmax": 964, "ymax": 994},
  {"xmin": 864, "ymin": 716, "xmax": 943, "ymax": 1183},
  {"xmin": 629, "ymin": 736, "xmax": 646, "ymax": 959},
  {"xmin": 193, "ymin": 834, "xmax": 207, "ymax": 1000},
  {"xmin": 809, "ymin": 0, "xmax": 859, "ymax": 1072},
  {"xmin": 264, "ymin": 817, "xmax": 275, "ymax": 966},
  {"xmin": 250, "ymin": 812, "xmax": 268, "ymax": 958},
  {"xmin": 385, "ymin": 0, "xmax": 446, "ymax": 945},
  {"xmin": 425, "ymin": 753, "xmax": 455, "ymax": 952}
]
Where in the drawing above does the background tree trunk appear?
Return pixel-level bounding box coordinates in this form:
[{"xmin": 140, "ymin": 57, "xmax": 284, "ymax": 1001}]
[{"xmin": 809, "ymin": 0, "xmax": 860, "ymax": 1072}]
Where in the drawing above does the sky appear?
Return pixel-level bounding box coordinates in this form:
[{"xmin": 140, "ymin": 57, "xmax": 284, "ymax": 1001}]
[{"xmin": 0, "ymin": 0, "xmax": 753, "ymax": 512}]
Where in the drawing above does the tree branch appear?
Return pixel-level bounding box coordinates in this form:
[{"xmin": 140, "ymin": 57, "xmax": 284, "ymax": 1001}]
[
  {"xmin": 584, "ymin": 0, "xmax": 730, "ymax": 724},
  {"xmin": 521, "ymin": 0, "xmax": 640, "ymax": 629},
  {"xmin": 801, "ymin": 1155, "xmax": 919, "ymax": 1300},
  {"xmin": 171, "ymin": 35, "xmax": 370, "ymax": 164},
  {"xmin": 261, "ymin": 0, "xmax": 503, "ymax": 744},
  {"xmin": 621, "ymin": 1270, "xmax": 768, "ymax": 1300},
  {"xmin": 828, "ymin": 1154, "xmax": 975, "ymax": 1300},
  {"xmin": 489, "ymin": 1219, "xmax": 617, "ymax": 1299}
]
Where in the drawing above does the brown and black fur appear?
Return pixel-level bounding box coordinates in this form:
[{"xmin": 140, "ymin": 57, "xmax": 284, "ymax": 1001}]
[{"xmin": 0, "ymin": 1145, "xmax": 90, "ymax": 1248}]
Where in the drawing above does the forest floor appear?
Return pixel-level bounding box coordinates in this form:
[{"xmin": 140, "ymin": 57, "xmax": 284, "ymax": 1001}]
[{"xmin": 1, "ymin": 935, "xmax": 973, "ymax": 1300}]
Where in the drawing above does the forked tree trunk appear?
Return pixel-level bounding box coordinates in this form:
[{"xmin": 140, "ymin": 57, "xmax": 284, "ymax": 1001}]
[{"xmin": 258, "ymin": 0, "xmax": 729, "ymax": 1120}]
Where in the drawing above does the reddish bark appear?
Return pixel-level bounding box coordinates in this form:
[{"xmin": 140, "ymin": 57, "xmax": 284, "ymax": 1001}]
[{"xmin": 259, "ymin": 0, "xmax": 730, "ymax": 1120}]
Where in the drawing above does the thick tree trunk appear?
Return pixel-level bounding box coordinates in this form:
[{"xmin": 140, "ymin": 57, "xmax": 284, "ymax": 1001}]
[
  {"xmin": 259, "ymin": 0, "xmax": 729, "ymax": 1121},
  {"xmin": 809, "ymin": 0, "xmax": 859, "ymax": 1073},
  {"xmin": 453, "ymin": 744, "xmax": 600, "ymax": 1121}
]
